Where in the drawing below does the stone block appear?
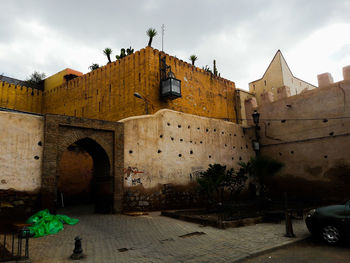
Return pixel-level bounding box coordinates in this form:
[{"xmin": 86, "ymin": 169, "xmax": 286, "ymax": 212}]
[
  {"xmin": 244, "ymin": 97, "xmax": 258, "ymax": 126},
  {"xmin": 260, "ymin": 91, "xmax": 274, "ymax": 104},
  {"xmin": 277, "ymin": 86, "xmax": 291, "ymax": 100},
  {"xmin": 317, "ymin": 73, "xmax": 334, "ymax": 88},
  {"xmin": 343, "ymin": 65, "xmax": 350, "ymax": 80}
]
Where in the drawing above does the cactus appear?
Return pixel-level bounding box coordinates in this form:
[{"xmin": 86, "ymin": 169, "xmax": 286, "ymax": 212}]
[
  {"xmin": 88, "ymin": 63, "xmax": 100, "ymax": 71},
  {"xmin": 116, "ymin": 48, "xmax": 126, "ymax": 60},
  {"xmin": 203, "ymin": 65, "xmax": 211, "ymax": 73},
  {"xmin": 116, "ymin": 47, "xmax": 134, "ymax": 60},
  {"xmin": 127, "ymin": 46, "xmax": 134, "ymax": 55},
  {"xmin": 213, "ymin": 60, "xmax": 219, "ymax": 76}
]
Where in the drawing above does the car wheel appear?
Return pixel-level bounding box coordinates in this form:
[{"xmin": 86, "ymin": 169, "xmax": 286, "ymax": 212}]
[{"xmin": 321, "ymin": 225, "xmax": 341, "ymax": 244}]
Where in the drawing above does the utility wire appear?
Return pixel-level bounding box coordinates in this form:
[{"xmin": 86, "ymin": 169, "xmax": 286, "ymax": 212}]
[{"xmin": 238, "ymin": 116, "xmax": 350, "ymax": 121}]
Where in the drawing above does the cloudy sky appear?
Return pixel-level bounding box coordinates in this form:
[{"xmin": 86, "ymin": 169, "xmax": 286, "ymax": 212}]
[{"xmin": 1, "ymin": 0, "xmax": 350, "ymax": 90}]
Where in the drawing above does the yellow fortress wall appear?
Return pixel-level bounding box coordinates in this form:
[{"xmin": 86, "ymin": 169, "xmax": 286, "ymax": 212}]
[
  {"xmin": 43, "ymin": 47, "xmax": 237, "ymax": 122},
  {"xmin": 0, "ymin": 80, "xmax": 43, "ymax": 113}
]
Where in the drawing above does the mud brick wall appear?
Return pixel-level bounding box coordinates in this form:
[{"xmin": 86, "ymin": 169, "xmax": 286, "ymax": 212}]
[
  {"xmin": 123, "ymin": 183, "xmax": 201, "ymax": 211},
  {"xmin": 245, "ymin": 80, "xmax": 350, "ymax": 202}
]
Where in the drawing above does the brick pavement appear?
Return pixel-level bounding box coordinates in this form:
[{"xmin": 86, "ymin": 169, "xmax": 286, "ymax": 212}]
[{"xmin": 28, "ymin": 206, "xmax": 309, "ymax": 263}]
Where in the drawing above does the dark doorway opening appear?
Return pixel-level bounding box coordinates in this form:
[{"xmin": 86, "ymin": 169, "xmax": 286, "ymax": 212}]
[{"xmin": 57, "ymin": 138, "xmax": 113, "ymax": 213}]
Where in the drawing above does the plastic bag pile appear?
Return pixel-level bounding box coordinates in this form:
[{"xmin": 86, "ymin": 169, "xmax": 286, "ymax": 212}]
[{"xmin": 26, "ymin": 209, "xmax": 79, "ymax": 237}]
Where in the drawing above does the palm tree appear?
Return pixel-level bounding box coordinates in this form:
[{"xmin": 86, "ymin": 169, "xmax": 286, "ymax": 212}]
[
  {"xmin": 189, "ymin": 55, "xmax": 198, "ymax": 66},
  {"xmin": 103, "ymin": 48, "xmax": 113, "ymax": 63},
  {"xmin": 146, "ymin": 28, "xmax": 157, "ymax": 47}
]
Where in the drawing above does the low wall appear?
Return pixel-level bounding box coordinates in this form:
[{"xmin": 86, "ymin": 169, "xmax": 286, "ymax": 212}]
[{"xmin": 121, "ymin": 109, "xmax": 255, "ymax": 210}]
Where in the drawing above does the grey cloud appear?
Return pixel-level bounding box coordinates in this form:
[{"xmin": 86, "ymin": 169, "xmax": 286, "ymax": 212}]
[{"xmin": 0, "ymin": 0, "xmax": 350, "ymax": 86}]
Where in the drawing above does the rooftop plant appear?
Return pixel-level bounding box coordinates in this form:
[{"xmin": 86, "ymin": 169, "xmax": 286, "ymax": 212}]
[
  {"xmin": 189, "ymin": 55, "xmax": 198, "ymax": 66},
  {"xmin": 103, "ymin": 47, "xmax": 113, "ymax": 64},
  {"xmin": 146, "ymin": 28, "xmax": 157, "ymax": 47},
  {"xmin": 25, "ymin": 71, "xmax": 46, "ymax": 87}
]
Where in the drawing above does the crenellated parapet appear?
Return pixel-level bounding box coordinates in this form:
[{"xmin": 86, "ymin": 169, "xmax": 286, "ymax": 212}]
[
  {"xmin": 0, "ymin": 80, "xmax": 43, "ymax": 114},
  {"xmin": 317, "ymin": 65, "xmax": 350, "ymax": 88}
]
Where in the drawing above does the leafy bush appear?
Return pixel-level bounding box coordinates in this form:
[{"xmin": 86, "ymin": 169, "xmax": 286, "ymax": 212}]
[
  {"xmin": 197, "ymin": 164, "xmax": 248, "ymax": 210},
  {"xmin": 239, "ymin": 156, "xmax": 284, "ymax": 198},
  {"xmin": 25, "ymin": 71, "xmax": 46, "ymax": 88}
]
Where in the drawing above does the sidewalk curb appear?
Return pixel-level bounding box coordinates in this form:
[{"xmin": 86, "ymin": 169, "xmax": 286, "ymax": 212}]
[{"xmin": 233, "ymin": 235, "xmax": 310, "ymax": 262}]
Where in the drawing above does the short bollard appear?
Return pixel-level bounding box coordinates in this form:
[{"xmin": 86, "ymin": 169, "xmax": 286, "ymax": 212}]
[
  {"xmin": 70, "ymin": 236, "xmax": 83, "ymax": 260},
  {"xmin": 285, "ymin": 209, "xmax": 295, "ymax": 237}
]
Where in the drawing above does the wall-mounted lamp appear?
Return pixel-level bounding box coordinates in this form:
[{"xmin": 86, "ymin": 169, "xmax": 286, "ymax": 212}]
[
  {"xmin": 159, "ymin": 56, "xmax": 181, "ymax": 99},
  {"xmin": 252, "ymin": 110, "xmax": 260, "ymax": 155},
  {"xmin": 252, "ymin": 110, "xmax": 260, "ymax": 126},
  {"xmin": 134, "ymin": 92, "xmax": 149, "ymax": 114}
]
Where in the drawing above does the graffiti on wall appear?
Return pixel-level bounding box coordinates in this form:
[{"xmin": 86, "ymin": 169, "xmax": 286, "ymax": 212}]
[
  {"xmin": 124, "ymin": 167, "xmax": 144, "ymax": 186},
  {"xmin": 189, "ymin": 166, "xmax": 204, "ymax": 182}
]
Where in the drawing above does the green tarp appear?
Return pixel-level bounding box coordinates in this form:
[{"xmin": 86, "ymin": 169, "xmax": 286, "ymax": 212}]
[{"xmin": 26, "ymin": 209, "xmax": 79, "ymax": 237}]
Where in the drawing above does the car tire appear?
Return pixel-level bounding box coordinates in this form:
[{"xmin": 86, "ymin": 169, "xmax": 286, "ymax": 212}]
[{"xmin": 321, "ymin": 225, "xmax": 341, "ymax": 245}]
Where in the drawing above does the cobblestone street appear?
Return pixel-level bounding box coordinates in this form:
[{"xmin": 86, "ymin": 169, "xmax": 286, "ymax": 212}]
[{"xmin": 28, "ymin": 206, "xmax": 308, "ymax": 263}]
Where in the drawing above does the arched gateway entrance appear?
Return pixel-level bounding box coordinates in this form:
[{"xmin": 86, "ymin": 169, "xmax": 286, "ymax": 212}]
[
  {"xmin": 41, "ymin": 114, "xmax": 124, "ymax": 213},
  {"xmin": 58, "ymin": 138, "xmax": 112, "ymax": 212}
]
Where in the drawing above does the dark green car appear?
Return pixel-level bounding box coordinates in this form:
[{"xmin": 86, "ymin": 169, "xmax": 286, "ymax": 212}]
[{"xmin": 305, "ymin": 200, "xmax": 350, "ymax": 244}]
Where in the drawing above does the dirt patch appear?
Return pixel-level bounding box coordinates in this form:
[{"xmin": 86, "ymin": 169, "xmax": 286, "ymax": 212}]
[
  {"xmin": 162, "ymin": 208, "xmax": 264, "ymax": 229},
  {"xmin": 179, "ymin": 232, "xmax": 206, "ymax": 238},
  {"xmin": 123, "ymin": 212, "xmax": 149, "ymax": 216}
]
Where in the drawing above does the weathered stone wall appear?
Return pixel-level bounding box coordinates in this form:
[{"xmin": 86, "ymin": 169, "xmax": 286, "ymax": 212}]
[
  {"xmin": 246, "ymin": 79, "xmax": 350, "ymax": 202},
  {"xmin": 0, "ymin": 110, "xmax": 43, "ymax": 222},
  {"xmin": 121, "ymin": 109, "xmax": 255, "ymax": 210},
  {"xmin": 235, "ymin": 89, "xmax": 254, "ymax": 127},
  {"xmin": 0, "ymin": 110, "xmax": 44, "ymax": 192}
]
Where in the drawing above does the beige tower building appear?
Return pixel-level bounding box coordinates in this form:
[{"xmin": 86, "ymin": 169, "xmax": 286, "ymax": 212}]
[{"xmin": 249, "ymin": 50, "xmax": 316, "ymax": 105}]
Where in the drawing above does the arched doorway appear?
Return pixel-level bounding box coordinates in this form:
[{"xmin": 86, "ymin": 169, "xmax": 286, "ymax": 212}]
[
  {"xmin": 57, "ymin": 138, "xmax": 113, "ymax": 213},
  {"xmin": 42, "ymin": 114, "xmax": 124, "ymax": 214}
]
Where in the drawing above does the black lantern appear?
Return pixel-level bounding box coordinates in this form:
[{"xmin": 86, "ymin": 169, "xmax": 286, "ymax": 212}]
[
  {"xmin": 160, "ymin": 71, "xmax": 181, "ymax": 99},
  {"xmin": 160, "ymin": 56, "xmax": 181, "ymax": 99},
  {"xmin": 252, "ymin": 110, "xmax": 260, "ymax": 126}
]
